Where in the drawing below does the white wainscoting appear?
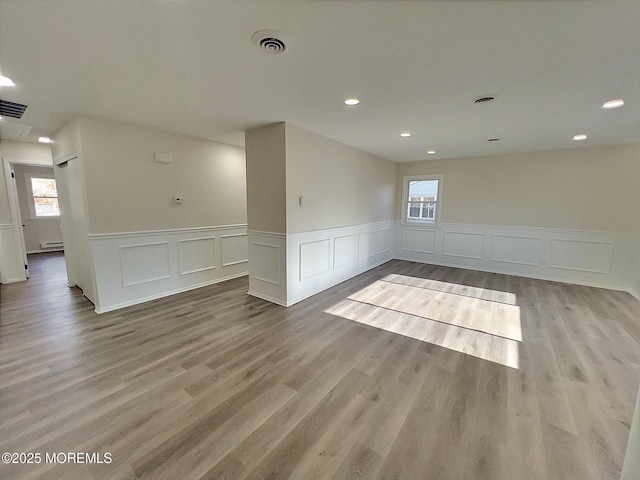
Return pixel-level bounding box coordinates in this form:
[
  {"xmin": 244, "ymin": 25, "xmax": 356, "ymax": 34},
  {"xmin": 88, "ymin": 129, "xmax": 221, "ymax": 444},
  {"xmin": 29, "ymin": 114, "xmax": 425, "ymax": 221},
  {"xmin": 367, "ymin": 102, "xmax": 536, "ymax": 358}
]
[
  {"xmin": 0, "ymin": 223, "xmax": 26, "ymax": 284},
  {"xmin": 247, "ymin": 230, "xmax": 287, "ymax": 306},
  {"xmin": 394, "ymin": 222, "xmax": 640, "ymax": 294},
  {"xmin": 89, "ymin": 224, "xmax": 248, "ymax": 313},
  {"xmin": 632, "ymin": 248, "xmax": 640, "ymax": 301},
  {"xmin": 286, "ymin": 221, "xmax": 394, "ymax": 306}
]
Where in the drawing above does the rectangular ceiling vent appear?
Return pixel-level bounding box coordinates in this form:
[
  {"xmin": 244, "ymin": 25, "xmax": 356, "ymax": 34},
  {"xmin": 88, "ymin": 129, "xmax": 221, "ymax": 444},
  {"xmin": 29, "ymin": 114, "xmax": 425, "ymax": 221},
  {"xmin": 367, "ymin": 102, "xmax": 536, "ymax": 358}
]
[{"xmin": 0, "ymin": 99, "xmax": 28, "ymax": 119}]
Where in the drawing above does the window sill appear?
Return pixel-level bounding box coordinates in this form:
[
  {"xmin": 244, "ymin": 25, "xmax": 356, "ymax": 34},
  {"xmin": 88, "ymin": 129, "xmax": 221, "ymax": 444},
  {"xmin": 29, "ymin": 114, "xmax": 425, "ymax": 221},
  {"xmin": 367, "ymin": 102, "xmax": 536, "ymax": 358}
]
[
  {"xmin": 400, "ymin": 222, "xmax": 441, "ymax": 229},
  {"xmin": 29, "ymin": 216, "xmax": 61, "ymax": 221}
]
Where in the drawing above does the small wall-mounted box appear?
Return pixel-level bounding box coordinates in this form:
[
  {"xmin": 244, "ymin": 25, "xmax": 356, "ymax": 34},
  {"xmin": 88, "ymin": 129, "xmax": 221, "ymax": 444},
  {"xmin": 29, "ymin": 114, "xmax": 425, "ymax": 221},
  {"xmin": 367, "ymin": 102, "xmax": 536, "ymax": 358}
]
[
  {"xmin": 173, "ymin": 196, "xmax": 184, "ymax": 204},
  {"xmin": 154, "ymin": 152, "xmax": 173, "ymax": 164}
]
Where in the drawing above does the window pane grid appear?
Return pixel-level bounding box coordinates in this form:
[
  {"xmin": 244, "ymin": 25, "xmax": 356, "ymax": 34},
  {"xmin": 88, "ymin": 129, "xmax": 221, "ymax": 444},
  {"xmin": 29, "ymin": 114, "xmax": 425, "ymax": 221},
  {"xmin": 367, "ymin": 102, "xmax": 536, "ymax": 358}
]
[
  {"xmin": 29, "ymin": 176, "xmax": 60, "ymax": 217},
  {"xmin": 405, "ymin": 178, "xmax": 440, "ymax": 224}
]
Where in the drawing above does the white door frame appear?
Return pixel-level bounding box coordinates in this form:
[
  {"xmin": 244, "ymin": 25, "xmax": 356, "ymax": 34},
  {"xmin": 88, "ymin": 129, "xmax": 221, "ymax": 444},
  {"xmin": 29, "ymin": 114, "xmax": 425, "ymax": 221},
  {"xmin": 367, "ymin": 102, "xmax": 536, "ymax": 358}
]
[{"xmin": 2, "ymin": 158, "xmax": 29, "ymax": 280}]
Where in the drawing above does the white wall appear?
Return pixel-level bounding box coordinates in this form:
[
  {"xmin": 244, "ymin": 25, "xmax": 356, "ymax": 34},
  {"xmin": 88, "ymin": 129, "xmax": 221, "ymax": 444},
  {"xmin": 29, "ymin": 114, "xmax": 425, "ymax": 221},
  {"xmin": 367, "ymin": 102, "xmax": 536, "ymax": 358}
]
[
  {"xmin": 285, "ymin": 123, "xmax": 396, "ymax": 233},
  {"xmin": 395, "ymin": 144, "xmax": 640, "ymax": 233},
  {"xmin": 51, "ymin": 119, "xmax": 98, "ymax": 303},
  {"xmin": 622, "ymin": 389, "xmax": 640, "ymax": 480},
  {"xmin": 13, "ymin": 164, "xmax": 63, "ymax": 253},
  {"xmin": 0, "ymin": 140, "xmax": 53, "ymax": 283},
  {"xmin": 246, "ymin": 122, "xmax": 396, "ymax": 306},
  {"xmin": 79, "ymin": 116, "xmax": 246, "ymax": 234},
  {"xmin": 51, "ymin": 116, "xmax": 248, "ymax": 312},
  {"xmin": 395, "ymin": 144, "xmax": 640, "ymax": 295}
]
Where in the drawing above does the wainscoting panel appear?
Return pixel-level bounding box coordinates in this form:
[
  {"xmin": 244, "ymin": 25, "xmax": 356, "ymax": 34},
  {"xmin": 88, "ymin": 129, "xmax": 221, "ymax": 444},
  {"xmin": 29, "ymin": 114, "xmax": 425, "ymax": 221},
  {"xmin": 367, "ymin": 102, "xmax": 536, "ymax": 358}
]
[
  {"xmin": 0, "ymin": 224, "xmax": 26, "ymax": 283},
  {"xmin": 178, "ymin": 237, "xmax": 216, "ymax": 275},
  {"xmin": 252, "ymin": 243, "xmax": 281, "ymax": 285},
  {"xmin": 358, "ymin": 231, "xmax": 376, "ymax": 260},
  {"xmin": 221, "ymin": 233, "xmax": 249, "ymax": 267},
  {"xmin": 491, "ymin": 235, "xmax": 542, "ymax": 266},
  {"xmin": 299, "ymin": 239, "xmax": 331, "ymax": 281},
  {"xmin": 287, "ymin": 221, "xmax": 394, "ymax": 306},
  {"xmin": 401, "ymin": 228, "xmax": 436, "ymax": 254},
  {"xmin": 334, "ymin": 234, "xmax": 358, "ymax": 269},
  {"xmin": 120, "ymin": 242, "xmax": 171, "ymax": 286},
  {"xmin": 394, "ymin": 222, "xmax": 640, "ymax": 293},
  {"xmin": 247, "ymin": 231, "xmax": 287, "ymax": 306},
  {"xmin": 376, "ymin": 229, "xmax": 392, "ymax": 254},
  {"xmin": 443, "ymin": 231, "xmax": 484, "ymax": 260},
  {"xmin": 549, "ymin": 239, "xmax": 613, "ymax": 274},
  {"xmin": 90, "ymin": 224, "xmax": 248, "ymax": 313}
]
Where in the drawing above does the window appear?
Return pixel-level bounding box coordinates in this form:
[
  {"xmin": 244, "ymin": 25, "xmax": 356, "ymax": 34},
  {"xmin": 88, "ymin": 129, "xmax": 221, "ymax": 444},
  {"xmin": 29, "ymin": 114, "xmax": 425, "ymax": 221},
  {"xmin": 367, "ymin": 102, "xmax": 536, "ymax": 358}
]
[
  {"xmin": 403, "ymin": 174, "xmax": 443, "ymax": 225},
  {"xmin": 25, "ymin": 173, "xmax": 60, "ymax": 218}
]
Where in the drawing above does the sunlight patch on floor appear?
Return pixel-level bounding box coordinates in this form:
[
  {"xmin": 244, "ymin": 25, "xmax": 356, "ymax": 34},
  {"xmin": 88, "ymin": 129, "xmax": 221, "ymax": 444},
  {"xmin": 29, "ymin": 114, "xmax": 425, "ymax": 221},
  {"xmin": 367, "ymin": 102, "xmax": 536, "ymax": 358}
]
[
  {"xmin": 382, "ymin": 273, "xmax": 518, "ymax": 305},
  {"xmin": 325, "ymin": 276, "xmax": 521, "ymax": 369}
]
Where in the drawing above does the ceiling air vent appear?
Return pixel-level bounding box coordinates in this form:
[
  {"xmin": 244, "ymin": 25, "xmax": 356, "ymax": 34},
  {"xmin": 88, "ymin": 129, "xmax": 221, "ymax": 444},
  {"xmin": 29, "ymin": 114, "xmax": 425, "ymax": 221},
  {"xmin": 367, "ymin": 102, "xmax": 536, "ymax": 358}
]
[
  {"xmin": 252, "ymin": 30, "xmax": 289, "ymax": 54},
  {"xmin": 474, "ymin": 96, "xmax": 495, "ymax": 104},
  {"xmin": 0, "ymin": 99, "xmax": 28, "ymax": 119}
]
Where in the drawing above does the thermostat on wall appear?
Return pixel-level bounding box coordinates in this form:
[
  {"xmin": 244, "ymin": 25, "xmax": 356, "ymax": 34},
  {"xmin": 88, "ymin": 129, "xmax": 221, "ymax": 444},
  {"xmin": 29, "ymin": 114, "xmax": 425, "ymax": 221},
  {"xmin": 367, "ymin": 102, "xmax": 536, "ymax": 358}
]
[{"xmin": 154, "ymin": 152, "xmax": 173, "ymax": 164}]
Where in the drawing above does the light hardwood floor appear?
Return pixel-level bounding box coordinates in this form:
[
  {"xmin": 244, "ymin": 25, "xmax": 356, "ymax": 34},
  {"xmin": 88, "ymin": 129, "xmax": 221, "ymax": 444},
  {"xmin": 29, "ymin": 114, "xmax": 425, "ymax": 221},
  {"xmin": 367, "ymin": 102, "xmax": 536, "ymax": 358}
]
[{"xmin": 1, "ymin": 252, "xmax": 639, "ymax": 479}]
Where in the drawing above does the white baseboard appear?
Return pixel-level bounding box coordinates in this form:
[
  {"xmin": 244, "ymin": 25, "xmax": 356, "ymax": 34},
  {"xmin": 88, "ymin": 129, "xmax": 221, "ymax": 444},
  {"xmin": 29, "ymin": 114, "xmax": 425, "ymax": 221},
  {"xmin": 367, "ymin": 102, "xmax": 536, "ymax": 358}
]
[
  {"xmin": 246, "ymin": 289, "xmax": 288, "ymax": 307},
  {"xmin": 285, "ymin": 257, "xmax": 392, "ymax": 306},
  {"xmin": 394, "ymin": 256, "xmax": 629, "ymax": 294}
]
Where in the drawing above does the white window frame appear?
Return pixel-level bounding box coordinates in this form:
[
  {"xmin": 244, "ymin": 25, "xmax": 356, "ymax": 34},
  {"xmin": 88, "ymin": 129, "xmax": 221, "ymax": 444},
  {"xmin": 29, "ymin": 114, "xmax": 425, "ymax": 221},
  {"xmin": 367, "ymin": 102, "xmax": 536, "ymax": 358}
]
[
  {"xmin": 402, "ymin": 174, "xmax": 443, "ymax": 226},
  {"xmin": 24, "ymin": 172, "xmax": 60, "ymax": 219}
]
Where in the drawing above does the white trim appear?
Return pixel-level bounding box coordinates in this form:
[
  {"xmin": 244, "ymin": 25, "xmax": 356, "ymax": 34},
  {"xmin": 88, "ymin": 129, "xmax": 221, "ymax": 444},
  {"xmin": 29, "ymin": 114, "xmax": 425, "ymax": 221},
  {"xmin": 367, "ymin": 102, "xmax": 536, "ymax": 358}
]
[
  {"xmin": 286, "ymin": 220, "xmax": 394, "ymax": 307},
  {"xmin": 394, "ymin": 220, "xmax": 640, "ymax": 294},
  {"xmin": 247, "ymin": 289, "xmax": 288, "ymax": 307},
  {"xmin": 2, "ymin": 159, "xmax": 28, "ymax": 282},
  {"xmin": 548, "ymin": 239, "xmax": 613, "ymax": 274},
  {"xmin": 91, "ymin": 224, "xmax": 248, "ymax": 312},
  {"xmin": 402, "ymin": 174, "xmax": 444, "ymax": 227},
  {"xmin": 285, "ymin": 220, "xmax": 394, "ymax": 238},
  {"xmin": 88, "ymin": 223, "xmax": 248, "ymax": 240},
  {"xmin": 440, "ymin": 222, "xmax": 640, "ymax": 237},
  {"xmin": 220, "ymin": 233, "xmax": 249, "ymax": 267},
  {"xmin": 119, "ymin": 242, "xmax": 171, "ymax": 286},
  {"xmin": 53, "ymin": 151, "xmax": 78, "ymax": 166},
  {"xmin": 394, "ymin": 255, "xmax": 630, "ymax": 294},
  {"xmin": 246, "ymin": 229, "xmax": 286, "ymax": 238},
  {"xmin": 95, "ymin": 272, "xmax": 248, "ymax": 314},
  {"xmin": 23, "ymin": 171, "xmax": 60, "ymax": 220},
  {"xmin": 252, "ymin": 242, "xmax": 281, "ymax": 285},
  {"xmin": 489, "ymin": 234, "xmax": 542, "ymax": 266},
  {"xmin": 178, "ymin": 236, "xmax": 217, "ymax": 275},
  {"xmin": 0, "ymin": 224, "xmax": 13, "ymax": 229},
  {"xmin": 286, "ymin": 257, "xmax": 392, "ymax": 307}
]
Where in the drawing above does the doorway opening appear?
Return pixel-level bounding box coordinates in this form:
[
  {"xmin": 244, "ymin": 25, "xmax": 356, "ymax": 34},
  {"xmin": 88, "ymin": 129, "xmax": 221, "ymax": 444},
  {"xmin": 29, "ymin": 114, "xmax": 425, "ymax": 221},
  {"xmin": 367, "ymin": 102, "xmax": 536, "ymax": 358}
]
[{"xmin": 2, "ymin": 159, "xmax": 67, "ymax": 285}]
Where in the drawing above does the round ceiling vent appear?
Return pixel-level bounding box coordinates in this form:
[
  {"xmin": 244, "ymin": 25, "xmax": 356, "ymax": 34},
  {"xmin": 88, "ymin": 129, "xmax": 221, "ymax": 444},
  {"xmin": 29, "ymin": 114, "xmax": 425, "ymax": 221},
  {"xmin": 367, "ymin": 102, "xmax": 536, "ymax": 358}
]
[
  {"xmin": 474, "ymin": 96, "xmax": 495, "ymax": 104},
  {"xmin": 252, "ymin": 30, "xmax": 289, "ymax": 54}
]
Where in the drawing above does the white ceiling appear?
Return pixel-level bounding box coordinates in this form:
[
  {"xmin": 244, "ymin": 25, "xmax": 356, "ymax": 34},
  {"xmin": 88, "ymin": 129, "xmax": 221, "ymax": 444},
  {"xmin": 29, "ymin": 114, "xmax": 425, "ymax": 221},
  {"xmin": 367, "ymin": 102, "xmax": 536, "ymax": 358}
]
[{"xmin": 1, "ymin": 0, "xmax": 639, "ymax": 162}]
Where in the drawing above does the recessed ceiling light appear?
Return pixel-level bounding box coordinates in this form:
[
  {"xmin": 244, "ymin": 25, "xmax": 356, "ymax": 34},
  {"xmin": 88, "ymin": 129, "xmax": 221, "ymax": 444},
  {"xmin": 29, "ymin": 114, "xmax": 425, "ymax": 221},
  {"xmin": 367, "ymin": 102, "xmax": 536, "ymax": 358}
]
[
  {"xmin": 487, "ymin": 138, "xmax": 500, "ymax": 142},
  {"xmin": 0, "ymin": 75, "xmax": 15, "ymax": 87},
  {"xmin": 344, "ymin": 98, "xmax": 360, "ymax": 106},
  {"xmin": 602, "ymin": 99, "xmax": 624, "ymax": 109},
  {"xmin": 426, "ymin": 150, "xmax": 436, "ymax": 155},
  {"xmin": 400, "ymin": 132, "xmax": 411, "ymax": 138},
  {"xmin": 572, "ymin": 134, "xmax": 587, "ymax": 141},
  {"xmin": 38, "ymin": 137, "xmax": 53, "ymax": 144}
]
